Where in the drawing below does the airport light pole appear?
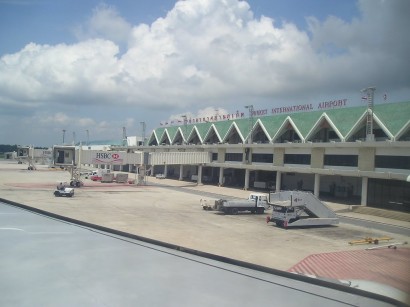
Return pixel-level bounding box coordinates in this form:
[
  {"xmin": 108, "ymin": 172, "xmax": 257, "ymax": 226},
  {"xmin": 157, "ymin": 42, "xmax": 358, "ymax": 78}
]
[
  {"xmin": 62, "ymin": 129, "xmax": 66, "ymax": 145},
  {"xmin": 361, "ymin": 86, "xmax": 376, "ymax": 142},
  {"xmin": 245, "ymin": 105, "xmax": 254, "ymax": 144},
  {"xmin": 86, "ymin": 130, "xmax": 89, "ymax": 146},
  {"xmin": 140, "ymin": 122, "xmax": 146, "ymax": 146},
  {"xmin": 181, "ymin": 115, "xmax": 188, "ymax": 144}
]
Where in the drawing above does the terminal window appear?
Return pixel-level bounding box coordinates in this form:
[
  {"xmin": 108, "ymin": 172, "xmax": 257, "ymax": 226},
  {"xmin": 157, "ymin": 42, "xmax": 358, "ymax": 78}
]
[
  {"xmin": 324, "ymin": 155, "xmax": 358, "ymax": 167},
  {"xmin": 252, "ymin": 154, "xmax": 273, "ymax": 163},
  {"xmin": 284, "ymin": 154, "xmax": 311, "ymax": 165},
  {"xmin": 225, "ymin": 153, "xmax": 243, "ymax": 162},
  {"xmin": 375, "ymin": 155, "xmax": 410, "ymax": 170}
]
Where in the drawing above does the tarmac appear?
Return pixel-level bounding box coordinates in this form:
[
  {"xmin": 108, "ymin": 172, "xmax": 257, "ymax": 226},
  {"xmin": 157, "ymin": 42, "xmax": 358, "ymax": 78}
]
[{"xmin": 0, "ymin": 160, "xmax": 409, "ymax": 295}]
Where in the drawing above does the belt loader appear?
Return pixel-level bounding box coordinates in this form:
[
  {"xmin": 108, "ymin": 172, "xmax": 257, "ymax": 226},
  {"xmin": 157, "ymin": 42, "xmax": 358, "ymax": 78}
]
[{"xmin": 266, "ymin": 191, "xmax": 339, "ymax": 228}]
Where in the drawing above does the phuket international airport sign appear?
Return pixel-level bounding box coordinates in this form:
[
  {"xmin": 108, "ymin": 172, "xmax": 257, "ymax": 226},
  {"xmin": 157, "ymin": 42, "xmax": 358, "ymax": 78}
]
[
  {"xmin": 161, "ymin": 98, "xmax": 348, "ymax": 126},
  {"xmin": 269, "ymin": 98, "xmax": 347, "ymax": 115}
]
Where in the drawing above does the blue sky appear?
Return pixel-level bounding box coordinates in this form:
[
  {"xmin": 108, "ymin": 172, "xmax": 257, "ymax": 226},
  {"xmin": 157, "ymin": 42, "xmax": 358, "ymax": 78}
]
[
  {"xmin": 0, "ymin": 0, "xmax": 359, "ymax": 55},
  {"xmin": 0, "ymin": 0, "xmax": 409, "ymax": 146}
]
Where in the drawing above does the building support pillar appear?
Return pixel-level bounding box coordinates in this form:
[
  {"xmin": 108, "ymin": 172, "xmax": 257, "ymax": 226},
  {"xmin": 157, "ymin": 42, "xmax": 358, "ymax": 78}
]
[
  {"xmin": 314, "ymin": 173, "xmax": 320, "ymax": 197},
  {"xmin": 244, "ymin": 169, "xmax": 250, "ymax": 190},
  {"xmin": 219, "ymin": 167, "xmax": 224, "ymax": 186},
  {"xmin": 361, "ymin": 177, "xmax": 368, "ymax": 206},
  {"xmin": 164, "ymin": 165, "xmax": 168, "ymax": 178},
  {"xmin": 197, "ymin": 165, "xmax": 203, "ymax": 185},
  {"xmin": 276, "ymin": 171, "xmax": 281, "ymax": 192},
  {"xmin": 179, "ymin": 165, "xmax": 184, "ymax": 180}
]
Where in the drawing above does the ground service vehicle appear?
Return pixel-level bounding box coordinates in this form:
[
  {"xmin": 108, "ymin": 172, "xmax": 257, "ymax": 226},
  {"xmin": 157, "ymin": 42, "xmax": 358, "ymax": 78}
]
[
  {"xmin": 266, "ymin": 191, "xmax": 339, "ymax": 228},
  {"xmin": 90, "ymin": 169, "xmax": 110, "ymax": 181},
  {"xmin": 212, "ymin": 193, "xmax": 269, "ymax": 214},
  {"xmin": 54, "ymin": 182, "xmax": 74, "ymax": 197}
]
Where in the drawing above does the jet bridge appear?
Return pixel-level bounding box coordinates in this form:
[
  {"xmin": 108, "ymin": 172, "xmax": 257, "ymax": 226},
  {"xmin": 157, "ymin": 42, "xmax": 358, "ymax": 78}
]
[
  {"xmin": 17, "ymin": 146, "xmax": 36, "ymax": 170},
  {"xmin": 267, "ymin": 191, "xmax": 339, "ymax": 228}
]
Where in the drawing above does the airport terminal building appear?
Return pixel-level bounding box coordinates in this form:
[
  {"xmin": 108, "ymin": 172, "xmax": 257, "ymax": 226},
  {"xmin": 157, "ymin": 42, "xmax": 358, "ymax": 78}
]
[
  {"xmin": 142, "ymin": 101, "xmax": 410, "ymax": 212},
  {"xmin": 18, "ymin": 100, "xmax": 408, "ymax": 213}
]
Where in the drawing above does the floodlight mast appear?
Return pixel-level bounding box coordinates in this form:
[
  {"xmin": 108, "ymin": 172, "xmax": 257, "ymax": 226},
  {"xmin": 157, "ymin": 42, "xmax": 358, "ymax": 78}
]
[
  {"xmin": 140, "ymin": 122, "xmax": 146, "ymax": 146},
  {"xmin": 361, "ymin": 87, "xmax": 376, "ymax": 141},
  {"xmin": 245, "ymin": 105, "xmax": 254, "ymax": 144},
  {"xmin": 181, "ymin": 115, "xmax": 188, "ymax": 144},
  {"xmin": 122, "ymin": 127, "xmax": 127, "ymax": 147}
]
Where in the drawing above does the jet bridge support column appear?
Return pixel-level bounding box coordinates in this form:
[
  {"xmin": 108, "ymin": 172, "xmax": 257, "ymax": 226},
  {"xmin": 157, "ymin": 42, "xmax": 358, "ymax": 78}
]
[
  {"xmin": 244, "ymin": 169, "xmax": 250, "ymax": 190},
  {"xmin": 164, "ymin": 165, "xmax": 168, "ymax": 178},
  {"xmin": 197, "ymin": 165, "xmax": 203, "ymax": 185},
  {"xmin": 179, "ymin": 165, "xmax": 183, "ymax": 180},
  {"xmin": 276, "ymin": 171, "xmax": 281, "ymax": 192},
  {"xmin": 314, "ymin": 173, "xmax": 320, "ymax": 197},
  {"xmin": 219, "ymin": 167, "xmax": 224, "ymax": 186},
  {"xmin": 361, "ymin": 177, "xmax": 368, "ymax": 206}
]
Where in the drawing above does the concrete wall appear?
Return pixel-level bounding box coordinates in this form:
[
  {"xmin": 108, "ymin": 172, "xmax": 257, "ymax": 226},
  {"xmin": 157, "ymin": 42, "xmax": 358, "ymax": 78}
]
[{"xmin": 358, "ymin": 147, "xmax": 375, "ymax": 171}]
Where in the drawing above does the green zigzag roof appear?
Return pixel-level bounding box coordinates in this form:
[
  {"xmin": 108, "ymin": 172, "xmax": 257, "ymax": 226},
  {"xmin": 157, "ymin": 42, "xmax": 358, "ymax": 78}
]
[
  {"xmin": 287, "ymin": 111, "xmax": 323, "ymax": 137},
  {"xmin": 234, "ymin": 118, "xmax": 251, "ymax": 139},
  {"xmin": 154, "ymin": 127, "xmax": 166, "ymax": 143},
  {"xmin": 195, "ymin": 122, "xmax": 213, "ymax": 140},
  {"xmin": 213, "ymin": 120, "xmax": 234, "ymax": 141},
  {"xmin": 324, "ymin": 105, "xmax": 367, "ymax": 137},
  {"xmin": 259, "ymin": 114, "xmax": 288, "ymax": 139},
  {"xmin": 149, "ymin": 101, "xmax": 410, "ymax": 143},
  {"xmin": 373, "ymin": 101, "xmax": 410, "ymax": 136},
  {"xmin": 165, "ymin": 126, "xmax": 179, "ymax": 142}
]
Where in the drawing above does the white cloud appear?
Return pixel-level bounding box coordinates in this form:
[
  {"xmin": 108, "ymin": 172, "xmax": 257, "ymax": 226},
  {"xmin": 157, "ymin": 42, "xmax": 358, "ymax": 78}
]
[
  {"xmin": 43, "ymin": 112, "xmax": 71, "ymax": 124},
  {"xmin": 1, "ymin": 0, "xmax": 409, "ymax": 145},
  {"xmin": 306, "ymin": 0, "xmax": 410, "ymax": 90},
  {"xmin": 167, "ymin": 106, "xmax": 229, "ymax": 123},
  {"xmin": 73, "ymin": 3, "xmax": 132, "ymax": 45}
]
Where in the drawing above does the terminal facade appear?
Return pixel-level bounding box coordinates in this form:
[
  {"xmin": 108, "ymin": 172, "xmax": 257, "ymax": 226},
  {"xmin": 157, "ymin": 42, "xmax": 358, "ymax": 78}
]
[
  {"xmin": 38, "ymin": 100, "xmax": 409, "ymax": 213},
  {"xmin": 138, "ymin": 101, "xmax": 410, "ymax": 213}
]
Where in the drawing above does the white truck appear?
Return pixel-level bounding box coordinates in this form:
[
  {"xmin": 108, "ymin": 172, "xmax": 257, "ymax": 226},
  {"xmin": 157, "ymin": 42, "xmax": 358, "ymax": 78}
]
[
  {"xmin": 210, "ymin": 193, "xmax": 269, "ymax": 214},
  {"xmin": 266, "ymin": 191, "xmax": 339, "ymax": 228}
]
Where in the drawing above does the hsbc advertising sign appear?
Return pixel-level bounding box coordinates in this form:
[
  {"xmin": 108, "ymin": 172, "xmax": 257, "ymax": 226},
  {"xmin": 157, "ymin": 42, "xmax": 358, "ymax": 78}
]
[{"xmin": 92, "ymin": 152, "xmax": 125, "ymax": 165}]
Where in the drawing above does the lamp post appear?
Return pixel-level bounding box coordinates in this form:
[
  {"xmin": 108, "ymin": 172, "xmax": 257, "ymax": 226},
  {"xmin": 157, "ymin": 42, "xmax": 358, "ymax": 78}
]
[
  {"xmin": 140, "ymin": 122, "xmax": 146, "ymax": 146},
  {"xmin": 62, "ymin": 129, "xmax": 66, "ymax": 144},
  {"xmin": 86, "ymin": 130, "xmax": 89, "ymax": 146},
  {"xmin": 181, "ymin": 115, "xmax": 188, "ymax": 144},
  {"xmin": 361, "ymin": 87, "xmax": 376, "ymax": 142},
  {"xmin": 245, "ymin": 105, "xmax": 254, "ymax": 144}
]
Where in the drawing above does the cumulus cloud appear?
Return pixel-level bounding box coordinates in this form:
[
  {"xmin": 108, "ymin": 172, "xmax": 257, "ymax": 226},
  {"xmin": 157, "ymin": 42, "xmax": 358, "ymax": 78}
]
[
  {"xmin": 2, "ymin": 0, "xmax": 409, "ymax": 110},
  {"xmin": 73, "ymin": 3, "xmax": 132, "ymax": 45},
  {"xmin": 0, "ymin": 40, "xmax": 121, "ymax": 107},
  {"xmin": 307, "ymin": 0, "xmax": 410, "ymax": 90},
  {"xmin": 1, "ymin": 0, "xmax": 409, "ymax": 145}
]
